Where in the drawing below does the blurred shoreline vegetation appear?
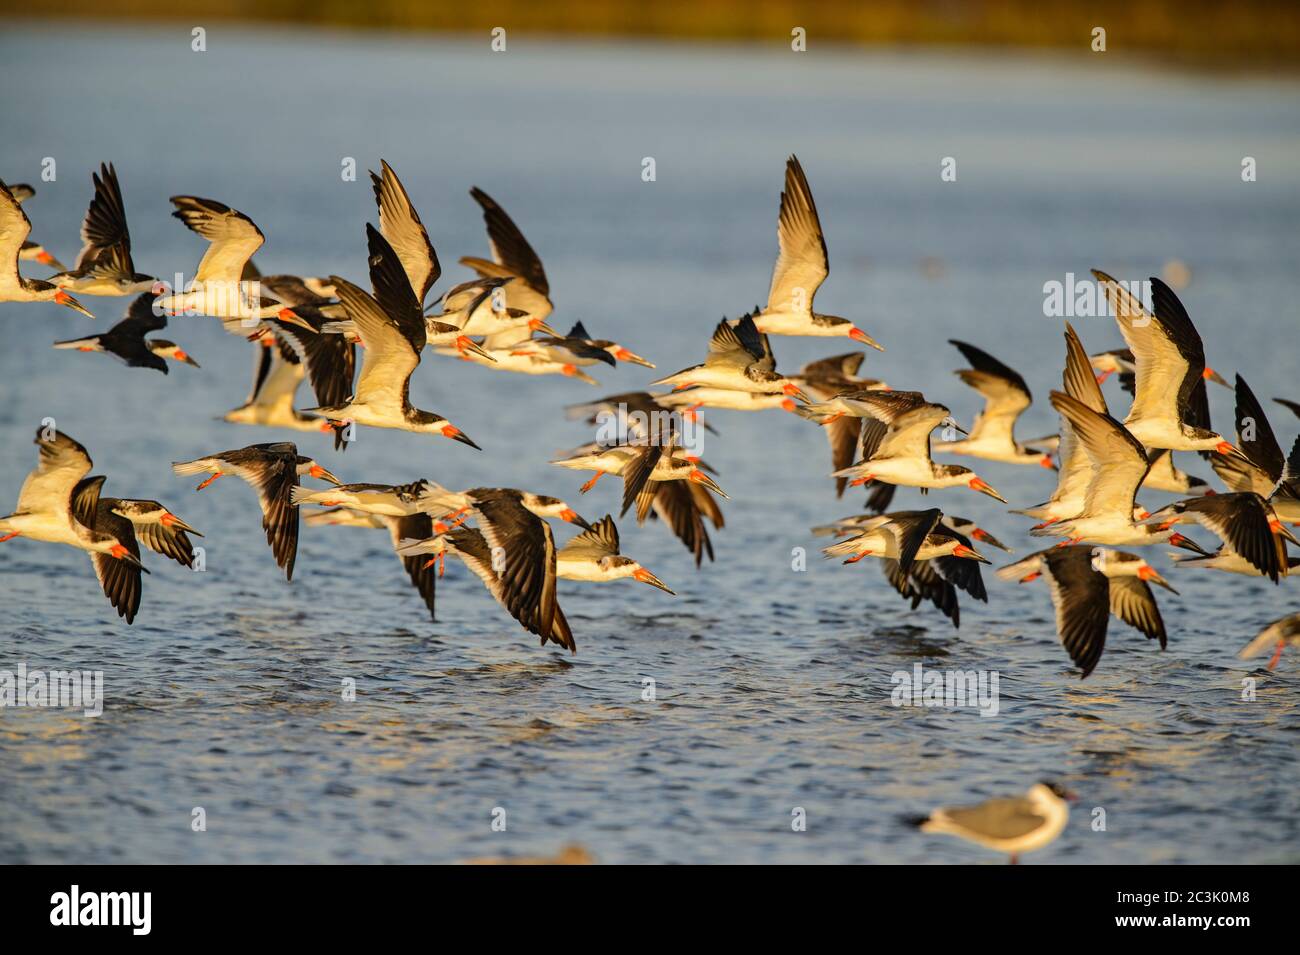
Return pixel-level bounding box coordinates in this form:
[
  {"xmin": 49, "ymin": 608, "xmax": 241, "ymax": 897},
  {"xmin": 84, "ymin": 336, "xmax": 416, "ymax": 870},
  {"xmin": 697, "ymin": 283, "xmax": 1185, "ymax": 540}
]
[{"xmin": 7, "ymin": 0, "xmax": 1300, "ymax": 65}]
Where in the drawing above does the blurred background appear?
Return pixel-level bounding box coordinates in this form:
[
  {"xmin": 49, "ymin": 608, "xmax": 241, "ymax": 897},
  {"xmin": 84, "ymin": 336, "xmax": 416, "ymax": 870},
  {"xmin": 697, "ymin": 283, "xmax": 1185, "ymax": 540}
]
[{"xmin": 7, "ymin": 0, "xmax": 1300, "ymax": 62}]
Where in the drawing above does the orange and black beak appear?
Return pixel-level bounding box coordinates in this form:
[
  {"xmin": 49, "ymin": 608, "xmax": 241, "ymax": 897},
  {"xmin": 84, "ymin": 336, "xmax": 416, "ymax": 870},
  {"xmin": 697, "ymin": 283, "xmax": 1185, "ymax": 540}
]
[
  {"xmin": 848, "ymin": 326, "xmax": 884, "ymax": 351},
  {"xmin": 1137, "ymin": 563, "xmax": 1177, "ymax": 593},
  {"xmin": 441, "ymin": 424, "xmax": 482, "ymax": 450},
  {"xmin": 633, "ymin": 566, "xmax": 675, "ymax": 595},
  {"xmin": 968, "ymin": 476, "xmax": 1007, "ymax": 503},
  {"xmin": 559, "ymin": 508, "xmax": 592, "ymax": 531},
  {"xmin": 688, "ymin": 469, "xmax": 729, "ymax": 499},
  {"xmin": 54, "ymin": 289, "xmax": 94, "ymax": 319},
  {"xmin": 308, "ymin": 464, "xmax": 342, "ymax": 486},
  {"xmin": 277, "ymin": 307, "xmax": 316, "ymax": 332}
]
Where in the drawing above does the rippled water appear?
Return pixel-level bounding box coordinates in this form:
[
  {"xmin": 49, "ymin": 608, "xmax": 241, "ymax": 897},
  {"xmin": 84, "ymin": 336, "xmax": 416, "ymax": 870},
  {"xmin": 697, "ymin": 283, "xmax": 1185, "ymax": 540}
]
[{"xmin": 1, "ymin": 23, "xmax": 1298, "ymax": 863}]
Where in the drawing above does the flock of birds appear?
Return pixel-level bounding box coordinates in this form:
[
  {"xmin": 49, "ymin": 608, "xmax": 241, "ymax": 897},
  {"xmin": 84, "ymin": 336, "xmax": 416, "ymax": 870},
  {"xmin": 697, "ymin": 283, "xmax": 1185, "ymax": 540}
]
[{"xmin": 3, "ymin": 154, "xmax": 1298, "ymax": 861}]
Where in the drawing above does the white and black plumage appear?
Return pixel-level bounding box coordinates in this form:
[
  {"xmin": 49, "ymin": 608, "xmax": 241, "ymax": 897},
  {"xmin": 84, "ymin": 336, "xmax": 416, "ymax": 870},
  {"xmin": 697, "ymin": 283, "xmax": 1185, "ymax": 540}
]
[
  {"xmin": 996, "ymin": 545, "xmax": 1175, "ymax": 678},
  {"xmin": 172, "ymin": 442, "xmax": 340, "ymax": 581},
  {"xmin": 1208, "ymin": 375, "xmax": 1300, "ymax": 524},
  {"xmin": 262, "ymin": 309, "xmax": 358, "ymax": 450},
  {"xmin": 50, "ymin": 163, "xmax": 155, "ymax": 296},
  {"xmin": 932, "ymin": 340, "xmax": 1054, "ymax": 467},
  {"xmin": 878, "ymin": 521, "xmax": 989, "ymax": 628},
  {"xmin": 1017, "ymin": 324, "xmax": 1108, "ymax": 525},
  {"xmin": 0, "ymin": 180, "xmax": 94, "ymax": 316},
  {"xmin": 743, "ymin": 155, "xmax": 882, "ymax": 348},
  {"xmin": 550, "ymin": 439, "xmax": 728, "ymax": 518},
  {"xmin": 652, "ymin": 314, "xmax": 811, "ymax": 398},
  {"xmin": 793, "ymin": 351, "xmax": 888, "ymax": 498},
  {"xmin": 820, "ymin": 508, "xmax": 990, "ymax": 576},
  {"xmin": 1032, "ymin": 390, "xmax": 1206, "ymax": 551},
  {"xmin": 1239, "ymin": 612, "xmax": 1300, "ymax": 671},
  {"xmin": 52, "ymin": 293, "xmax": 198, "ymax": 373},
  {"xmin": 313, "ymin": 226, "xmax": 478, "ymax": 446},
  {"xmin": 1145, "ymin": 492, "xmax": 1296, "ymax": 582},
  {"xmin": 1093, "ymin": 270, "xmax": 1239, "ymax": 456},
  {"xmin": 908, "ymin": 782, "xmax": 1074, "ymax": 864},
  {"xmin": 370, "ymin": 159, "xmax": 439, "ymax": 307},
  {"xmin": 459, "ymin": 186, "xmax": 555, "ymax": 325},
  {"xmin": 397, "ymin": 488, "xmax": 576, "ymax": 652},
  {"xmin": 0, "ymin": 427, "xmax": 149, "ymax": 621},
  {"xmin": 814, "ymin": 511, "xmax": 1011, "ymax": 553},
  {"xmin": 821, "ymin": 390, "xmax": 1007, "ymax": 502},
  {"xmin": 555, "ymin": 515, "xmax": 674, "ymax": 594},
  {"xmin": 528, "ymin": 321, "xmax": 655, "ymax": 370},
  {"xmin": 155, "ymin": 195, "xmax": 300, "ymax": 325}
]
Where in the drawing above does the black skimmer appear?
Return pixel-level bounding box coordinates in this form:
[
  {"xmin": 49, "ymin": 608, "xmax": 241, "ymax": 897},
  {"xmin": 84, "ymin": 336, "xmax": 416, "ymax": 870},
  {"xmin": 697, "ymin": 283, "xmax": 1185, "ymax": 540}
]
[
  {"xmin": 555, "ymin": 515, "xmax": 674, "ymax": 594},
  {"xmin": 1091, "ymin": 346, "xmax": 1228, "ymax": 397},
  {"xmin": 1207, "ymin": 375, "xmax": 1300, "ymax": 524},
  {"xmin": 397, "ymin": 489, "xmax": 576, "ymax": 652},
  {"xmin": 362, "ymin": 161, "xmax": 498, "ymax": 362},
  {"xmin": 459, "ymin": 186, "xmax": 555, "ymax": 325},
  {"xmin": 820, "ymin": 509, "xmax": 990, "ymax": 575},
  {"xmin": 653, "ymin": 386, "xmax": 798, "ymax": 415},
  {"xmin": 70, "ymin": 476, "xmax": 203, "ymax": 621},
  {"xmin": 932, "ymin": 340, "xmax": 1054, "ymax": 468},
  {"xmin": 302, "ymin": 505, "xmax": 439, "ymax": 620},
  {"xmin": 1015, "ymin": 324, "xmax": 1107, "ymax": 525},
  {"xmin": 996, "ymin": 545, "xmax": 1174, "ymax": 678},
  {"xmin": 0, "ymin": 180, "xmax": 94, "ymax": 317},
  {"xmin": 416, "ymin": 483, "xmax": 591, "ymax": 531},
  {"xmin": 1093, "ymin": 269, "xmax": 1239, "ymax": 456},
  {"xmin": 551, "ymin": 440, "xmax": 729, "ymax": 512},
  {"xmin": 652, "ymin": 314, "xmax": 811, "ymax": 400},
  {"xmin": 172, "ymin": 442, "xmax": 340, "ymax": 581},
  {"xmin": 370, "ymin": 159, "xmax": 439, "ymax": 307},
  {"xmin": 1239, "ymin": 612, "xmax": 1300, "ymax": 671},
  {"xmin": 311, "ymin": 226, "xmax": 478, "ymax": 447},
  {"xmin": 646, "ymin": 478, "xmax": 724, "ymax": 567},
  {"xmin": 50, "ymin": 163, "xmax": 155, "ymax": 296},
  {"xmin": 908, "ymin": 782, "xmax": 1074, "ymax": 864},
  {"xmin": 877, "ymin": 518, "xmax": 990, "ymax": 628},
  {"xmin": 432, "ymin": 274, "xmax": 556, "ymax": 342},
  {"xmin": 1031, "ymin": 390, "xmax": 1206, "ymax": 550},
  {"xmin": 0, "ymin": 427, "xmax": 149, "ymax": 621},
  {"xmin": 821, "ymin": 391, "xmax": 1007, "ymax": 503},
  {"xmin": 814, "ymin": 512, "xmax": 1011, "ymax": 553},
  {"xmin": 291, "ymin": 479, "xmax": 429, "ymax": 517},
  {"xmin": 156, "ymin": 196, "xmax": 300, "ymax": 326},
  {"xmin": 794, "ymin": 351, "xmax": 888, "ymax": 498},
  {"xmin": 740, "ymin": 155, "xmax": 882, "ymax": 348},
  {"xmin": 52, "ymin": 293, "xmax": 199, "ymax": 373},
  {"xmin": 8, "ymin": 182, "xmax": 67, "ymax": 271},
  {"xmin": 222, "ymin": 330, "xmax": 337, "ymax": 439},
  {"xmin": 528, "ymin": 321, "xmax": 655, "ymax": 370},
  {"xmin": 261, "ymin": 310, "xmax": 358, "ymax": 449},
  {"xmin": 99, "ymin": 492, "xmax": 203, "ymax": 569},
  {"xmin": 1143, "ymin": 492, "xmax": 1296, "ymax": 582},
  {"xmin": 442, "ymin": 337, "xmax": 601, "ymax": 384}
]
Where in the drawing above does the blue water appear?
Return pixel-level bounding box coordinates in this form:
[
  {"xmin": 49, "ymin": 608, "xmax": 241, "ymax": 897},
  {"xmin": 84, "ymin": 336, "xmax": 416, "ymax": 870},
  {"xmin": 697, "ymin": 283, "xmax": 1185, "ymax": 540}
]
[{"xmin": 0, "ymin": 23, "xmax": 1297, "ymax": 863}]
